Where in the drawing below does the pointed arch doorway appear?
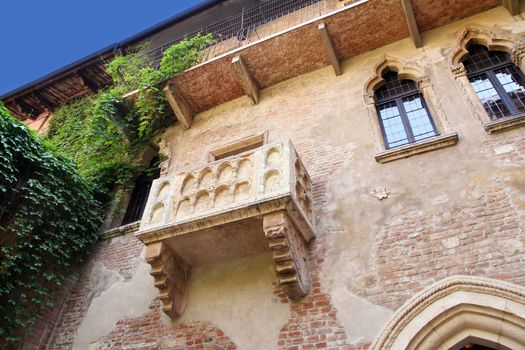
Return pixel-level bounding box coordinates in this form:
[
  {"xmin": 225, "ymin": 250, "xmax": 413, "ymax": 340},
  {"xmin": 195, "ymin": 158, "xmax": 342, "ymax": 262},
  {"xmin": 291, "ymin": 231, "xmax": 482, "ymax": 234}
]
[{"xmin": 370, "ymin": 275, "xmax": 525, "ymax": 350}]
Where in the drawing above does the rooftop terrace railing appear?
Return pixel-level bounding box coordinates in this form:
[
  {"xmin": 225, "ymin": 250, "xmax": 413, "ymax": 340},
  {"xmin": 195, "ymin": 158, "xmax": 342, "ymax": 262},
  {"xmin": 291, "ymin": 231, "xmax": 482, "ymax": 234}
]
[{"xmin": 136, "ymin": 0, "xmax": 341, "ymax": 69}]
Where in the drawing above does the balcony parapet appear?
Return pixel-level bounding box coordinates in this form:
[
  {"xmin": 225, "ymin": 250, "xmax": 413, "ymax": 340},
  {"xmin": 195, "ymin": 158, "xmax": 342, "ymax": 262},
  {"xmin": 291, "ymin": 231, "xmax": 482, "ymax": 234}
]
[{"xmin": 136, "ymin": 140, "xmax": 316, "ymax": 318}]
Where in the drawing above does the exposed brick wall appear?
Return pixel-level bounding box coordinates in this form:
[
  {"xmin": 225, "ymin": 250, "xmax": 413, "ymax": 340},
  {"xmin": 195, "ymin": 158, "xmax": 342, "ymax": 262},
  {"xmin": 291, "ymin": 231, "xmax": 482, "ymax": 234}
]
[
  {"xmin": 355, "ymin": 178, "xmax": 525, "ymax": 310},
  {"xmin": 49, "ymin": 234, "xmax": 144, "ymax": 349},
  {"xmin": 273, "ymin": 140, "xmax": 354, "ymax": 350},
  {"xmin": 483, "ymin": 135, "xmax": 525, "ymax": 165},
  {"xmin": 45, "ymin": 232, "xmax": 238, "ymax": 350},
  {"xmin": 93, "ymin": 300, "xmax": 236, "ymax": 350},
  {"xmin": 276, "ymin": 238, "xmax": 351, "ymax": 350},
  {"xmin": 5, "ymin": 283, "xmax": 73, "ymax": 350}
]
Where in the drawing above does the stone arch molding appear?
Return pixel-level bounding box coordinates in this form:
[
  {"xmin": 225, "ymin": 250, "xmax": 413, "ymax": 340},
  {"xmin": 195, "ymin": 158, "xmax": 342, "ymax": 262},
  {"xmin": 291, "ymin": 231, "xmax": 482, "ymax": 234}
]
[
  {"xmin": 363, "ymin": 55, "xmax": 428, "ymax": 104},
  {"xmin": 370, "ymin": 275, "xmax": 525, "ymax": 350},
  {"xmin": 450, "ymin": 26, "xmax": 525, "ymax": 77},
  {"xmin": 363, "ymin": 55, "xmax": 454, "ymax": 154},
  {"xmin": 450, "ymin": 26, "xmax": 525, "ymax": 128}
]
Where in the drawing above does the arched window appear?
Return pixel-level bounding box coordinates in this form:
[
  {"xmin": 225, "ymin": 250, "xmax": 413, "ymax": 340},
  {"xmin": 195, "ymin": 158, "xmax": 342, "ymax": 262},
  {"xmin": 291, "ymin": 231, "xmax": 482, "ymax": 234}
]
[
  {"xmin": 374, "ymin": 70, "xmax": 438, "ymax": 149},
  {"xmin": 463, "ymin": 44, "xmax": 525, "ymax": 120}
]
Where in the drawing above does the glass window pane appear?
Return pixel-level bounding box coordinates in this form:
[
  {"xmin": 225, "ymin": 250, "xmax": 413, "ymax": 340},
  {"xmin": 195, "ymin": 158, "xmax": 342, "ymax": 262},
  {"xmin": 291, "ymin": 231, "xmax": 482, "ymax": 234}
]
[
  {"xmin": 402, "ymin": 95, "xmax": 437, "ymax": 141},
  {"xmin": 378, "ymin": 102, "xmax": 409, "ymax": 149},
  {"xmin": 469, "ymin": 74, "xmax": 510, "ymax": 120},
  {"xmin": 494, "ymin": 66, "xmax": 525, "ymax": 114}
]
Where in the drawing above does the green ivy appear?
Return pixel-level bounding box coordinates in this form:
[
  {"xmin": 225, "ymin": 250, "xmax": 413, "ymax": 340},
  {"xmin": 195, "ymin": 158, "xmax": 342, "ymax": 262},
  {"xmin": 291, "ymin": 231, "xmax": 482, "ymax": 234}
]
[
  {"xmin": 0, "ymin": 104, "xmax": 101, "ymax": 342},
  {"xmin": 106, "ymin": 33, "xmax": 214, "ymax": 139},
  {"xmin": 0, "ymin": 34, "xmax": 214, "ymax": 344},
  {"xmin": 47, "ymin": 33, "xmax": 215, "ymax": 187}
]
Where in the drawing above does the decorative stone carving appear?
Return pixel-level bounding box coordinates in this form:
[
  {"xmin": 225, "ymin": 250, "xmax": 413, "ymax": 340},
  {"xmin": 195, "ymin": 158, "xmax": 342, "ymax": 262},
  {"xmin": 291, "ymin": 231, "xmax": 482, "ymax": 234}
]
[
  {"xmin": 263, "ymin": 211, "xmax": 311, "ymax": 299},
  {"xmin": 158, "ymin": 139, "xmax": 173, "ymax": 176},
  {"xmin": 370, "ymin": 187, "xmax": 391, "ymax": 200},
  {"xmin": 136, "ymin": 140, "xmax": 316, "ymax": 318},
  {"xmin": 450, "ymin": 26, "xmax": 525, "ymax": 70},
  {"xmin": 450, "ymin": 26, "xmax": 525, "ymax": 132},
  {"xmin": 370, "ymin": 275, "xmax": 525, "ymax": 350},
  {"xmin": 363, "ymin": 55, "xmax": 428, "ymax": 99},
  {"xmin": 363, "ymin": 55, "xmax": 456, "ymax": 157},
  {"xmin": 145, "ymin": 242, "xmax": 190, "ymax": 318}
]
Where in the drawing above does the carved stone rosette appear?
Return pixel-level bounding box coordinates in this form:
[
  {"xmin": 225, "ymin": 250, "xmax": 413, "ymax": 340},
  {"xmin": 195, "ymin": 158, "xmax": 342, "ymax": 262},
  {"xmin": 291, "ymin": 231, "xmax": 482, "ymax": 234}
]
[
  {"xmin": 263, "ymin": 211, "xmax": 311, "ymax": 299},
  {"xmin": 145, "ymin": 242, "xmax": 190, "ymax": 318}
]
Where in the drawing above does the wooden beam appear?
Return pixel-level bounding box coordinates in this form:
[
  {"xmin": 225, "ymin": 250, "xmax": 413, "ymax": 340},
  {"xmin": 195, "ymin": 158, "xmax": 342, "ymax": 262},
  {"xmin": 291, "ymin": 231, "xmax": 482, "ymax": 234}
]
[
  {"xmin": 232, "ymin": 55, "xmax": 259, "ymax": 105},
  {"xmin": 5, "ymin": 103, "xmax": 26, "ymax": 120},
  {"xmin": 400, "ymin": 0, "xmax": 422, "ymax": 48},
  {"xmin": 14, "ymin": 98, "xmax": 38, "ymax": 117},
  {"xmin": 163, "ymin": 82, "xmax": 193, "ymax": 129},
  {"xmin": 32, "ymin": 90, "xmax": 55, "ymax": 110},
  {"xmin": 317, "ymin": 23, "xmax": 342, "ymax": 76},
  {"xmin": 503, "ymin": 0, "xmax": 520, "ymax": 15},
  {"xmin": 78, "ymin": 70, "xmax": 98, "ymax": 92}
]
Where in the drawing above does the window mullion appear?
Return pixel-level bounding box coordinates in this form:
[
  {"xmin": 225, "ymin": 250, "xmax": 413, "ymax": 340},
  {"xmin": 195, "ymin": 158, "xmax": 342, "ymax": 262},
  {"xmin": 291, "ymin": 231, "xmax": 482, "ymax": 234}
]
[
  {"xmin": 487, "ymin": 70, "xmax": 518, "ymax": 115},
  {"xmin": 376, "ymin": 104, "xmax": 392, "ymax": 149},
  {"xmin": 396, "ymin": 97, "xmax": 415, "ymax": 144}
]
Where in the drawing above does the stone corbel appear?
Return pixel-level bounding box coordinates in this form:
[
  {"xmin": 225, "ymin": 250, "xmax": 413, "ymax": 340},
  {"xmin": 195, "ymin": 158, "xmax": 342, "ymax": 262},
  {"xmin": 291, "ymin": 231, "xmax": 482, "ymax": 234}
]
[
  {"xmin": 263, "ymin": 211, "xmax": 311, "ymax": 299},
  {"xmin": 146, "ymin": 242, "xmax": 191, "ymax": 318},
  {"xmin": 451, "ymin": 63, "xmax": 467, "ymax": 79}
]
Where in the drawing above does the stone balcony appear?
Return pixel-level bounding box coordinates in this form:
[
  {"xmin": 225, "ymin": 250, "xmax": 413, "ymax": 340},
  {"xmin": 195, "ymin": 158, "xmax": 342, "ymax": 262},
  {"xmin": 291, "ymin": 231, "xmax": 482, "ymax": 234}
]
[{"xmin": 135, "ymin": 140, "xmax": 316, "ymax": 318}]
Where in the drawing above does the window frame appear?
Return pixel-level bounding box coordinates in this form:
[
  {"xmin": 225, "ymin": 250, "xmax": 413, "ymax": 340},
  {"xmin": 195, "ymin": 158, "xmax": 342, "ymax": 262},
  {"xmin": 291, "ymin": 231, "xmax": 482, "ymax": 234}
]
[
  {"xmin": 450, "ymin": 28, "xmax": 525, "ymax": 134},
  {"xmin": 466, "ymin": 57, "xmax": 525, "ymax": 119},
  {"xmin": 374, "ymin": 75, "xmax": 439, "ymax": 150},
  {"xmin": 207, "ymin": 131, "xmax": 268, "ymax": 162}
]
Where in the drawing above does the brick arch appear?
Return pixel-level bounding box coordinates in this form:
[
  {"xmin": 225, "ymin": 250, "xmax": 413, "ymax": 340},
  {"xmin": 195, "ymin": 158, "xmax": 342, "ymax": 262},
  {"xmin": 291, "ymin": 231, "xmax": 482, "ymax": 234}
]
[{"xmin": 370, "ymin": 275, "xmax": 525, "ymax": 350}]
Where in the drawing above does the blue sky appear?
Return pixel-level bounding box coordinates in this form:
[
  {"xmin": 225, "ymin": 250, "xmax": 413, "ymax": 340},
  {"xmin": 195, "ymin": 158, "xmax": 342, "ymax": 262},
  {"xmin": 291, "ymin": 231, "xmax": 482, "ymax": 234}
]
[{"xmin": 0, "ymin": 0, "xmax": 203, "ymax": 96}]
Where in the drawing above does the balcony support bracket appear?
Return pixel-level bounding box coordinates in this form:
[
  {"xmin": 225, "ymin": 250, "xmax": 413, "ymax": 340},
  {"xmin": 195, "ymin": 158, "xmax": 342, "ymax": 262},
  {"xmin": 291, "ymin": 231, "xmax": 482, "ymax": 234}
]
[
  {"xmin": 163, "ymin": 82, "xmax": 194, "ymax": 129},
  {"xmin": 264, "ymin": 211, "xmax": 311, "ymax": 300},
  {"xmin": 400, "ymin": 0, "xmax": 422, "ymax": 48},
  {"xmin": 318, "ymin": 22, "xmax": 342, "ymax": 76},
  {"xmin": 146, "ymin": 241, "xmax": 191, "ymax": 318},
  {"xmin": 232, "ymin": 55, "xmax": 260, "ymax": 105}
]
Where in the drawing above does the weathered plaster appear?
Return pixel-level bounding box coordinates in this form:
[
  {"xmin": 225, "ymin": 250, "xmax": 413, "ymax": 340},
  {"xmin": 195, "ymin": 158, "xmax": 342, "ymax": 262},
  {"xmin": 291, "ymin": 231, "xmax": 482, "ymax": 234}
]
[
  {"xmin": 74, "ymin": 248, "xmax": 161, "ymax": 350},
  {"xmin": 330, "ymin": 287, "xmax": 393, "ymax": 344},
  {"xmin": 149, "ymin": 8, "xmax": 525, "ymax": 346},
  {"xmin": 43, "ymin": 7, "xmax": 525, "ymax": 349},
  {"xmin": 179, "ymin": 253, "xmax": 289, "ymax": 350}
]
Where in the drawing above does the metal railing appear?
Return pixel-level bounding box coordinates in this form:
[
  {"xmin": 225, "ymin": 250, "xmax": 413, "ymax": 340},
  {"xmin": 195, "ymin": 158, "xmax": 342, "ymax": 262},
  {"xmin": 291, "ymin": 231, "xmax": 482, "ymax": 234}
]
[{"xmin": 134, "ymin": 0, "xmax": 340, "ymax": 70}]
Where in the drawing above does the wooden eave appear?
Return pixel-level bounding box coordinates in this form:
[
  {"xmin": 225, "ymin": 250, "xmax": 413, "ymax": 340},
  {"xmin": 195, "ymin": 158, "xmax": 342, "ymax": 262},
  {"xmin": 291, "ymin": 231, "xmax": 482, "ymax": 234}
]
[
  {"xmin": 165, "ymin": 0, "xmax": 501, "ymax": 116},
  {"xmin": 3, "ymin": 58, "xmax": 113, "ymax": 119},
  {"xmin": 3, "ymin": 0, "xmax": 504, "ymax": 120}
]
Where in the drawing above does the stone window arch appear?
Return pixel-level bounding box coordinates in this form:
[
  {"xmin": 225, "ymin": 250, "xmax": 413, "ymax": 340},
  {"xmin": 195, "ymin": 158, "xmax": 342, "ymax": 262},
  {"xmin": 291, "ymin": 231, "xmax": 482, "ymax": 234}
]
[
  {"xmin": 364, "ymin": 56, "xmax": 457, "ymax": 163},
  {"xmin": 370, "ymin": 275, "xmax": 525, "ymax": 350},
  {"xmin": 451, "ymin": 26, "xmax": 525, "ymax": 133}
]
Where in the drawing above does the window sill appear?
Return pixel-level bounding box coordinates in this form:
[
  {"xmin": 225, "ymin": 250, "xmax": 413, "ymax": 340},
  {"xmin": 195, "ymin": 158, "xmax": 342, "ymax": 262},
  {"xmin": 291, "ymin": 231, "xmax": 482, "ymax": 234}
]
[
  {"xmin": 374, "ymin": 133, "xmax": 459, "ymax": 163},
  {"xmin": 484, "ymin": 114, "xmax": 525, "ymax": 134}
]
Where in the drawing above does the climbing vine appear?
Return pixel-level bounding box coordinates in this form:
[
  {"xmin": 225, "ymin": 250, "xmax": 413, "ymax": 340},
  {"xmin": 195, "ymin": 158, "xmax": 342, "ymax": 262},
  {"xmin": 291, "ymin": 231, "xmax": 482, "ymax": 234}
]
[
  {"xmin": 0, "ymin": 34, "xmax": 214, "ymax": 344},
  {"xmin": 47, "ymin": 33, "xmax": 214, "ymax": 196},
  {"xmin": 0, "ymin": 105, "xmax": 101, "ymax": 342}
]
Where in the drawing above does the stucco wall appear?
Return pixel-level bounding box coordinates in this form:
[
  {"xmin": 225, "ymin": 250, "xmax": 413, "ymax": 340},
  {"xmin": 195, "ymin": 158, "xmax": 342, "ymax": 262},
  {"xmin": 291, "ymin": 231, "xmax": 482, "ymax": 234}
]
[{"xmin": 38, "ymin": 6, "xmax": 525, "ymax": 350}]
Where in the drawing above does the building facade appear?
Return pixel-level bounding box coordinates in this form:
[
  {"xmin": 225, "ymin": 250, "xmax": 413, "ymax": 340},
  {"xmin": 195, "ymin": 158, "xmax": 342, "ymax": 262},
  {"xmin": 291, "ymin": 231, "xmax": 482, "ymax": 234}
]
[{"xmin": 5, "ymin": 0, "xmax": 525, "ymax": 349}]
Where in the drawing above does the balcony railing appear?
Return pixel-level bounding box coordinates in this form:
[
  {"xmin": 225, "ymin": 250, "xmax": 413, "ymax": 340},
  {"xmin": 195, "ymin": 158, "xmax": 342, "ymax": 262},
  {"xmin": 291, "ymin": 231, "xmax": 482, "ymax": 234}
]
[
  {"xmin": 135, "ymin": 140, "xmax": 316, "ymax": 318},
  {"xmin": 137, "ymin": 0, "xmax": 341, "ymax": 69},
  {"xmin": 139, "ymin": 140, "xmax": 314, "ymax": 231}
]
